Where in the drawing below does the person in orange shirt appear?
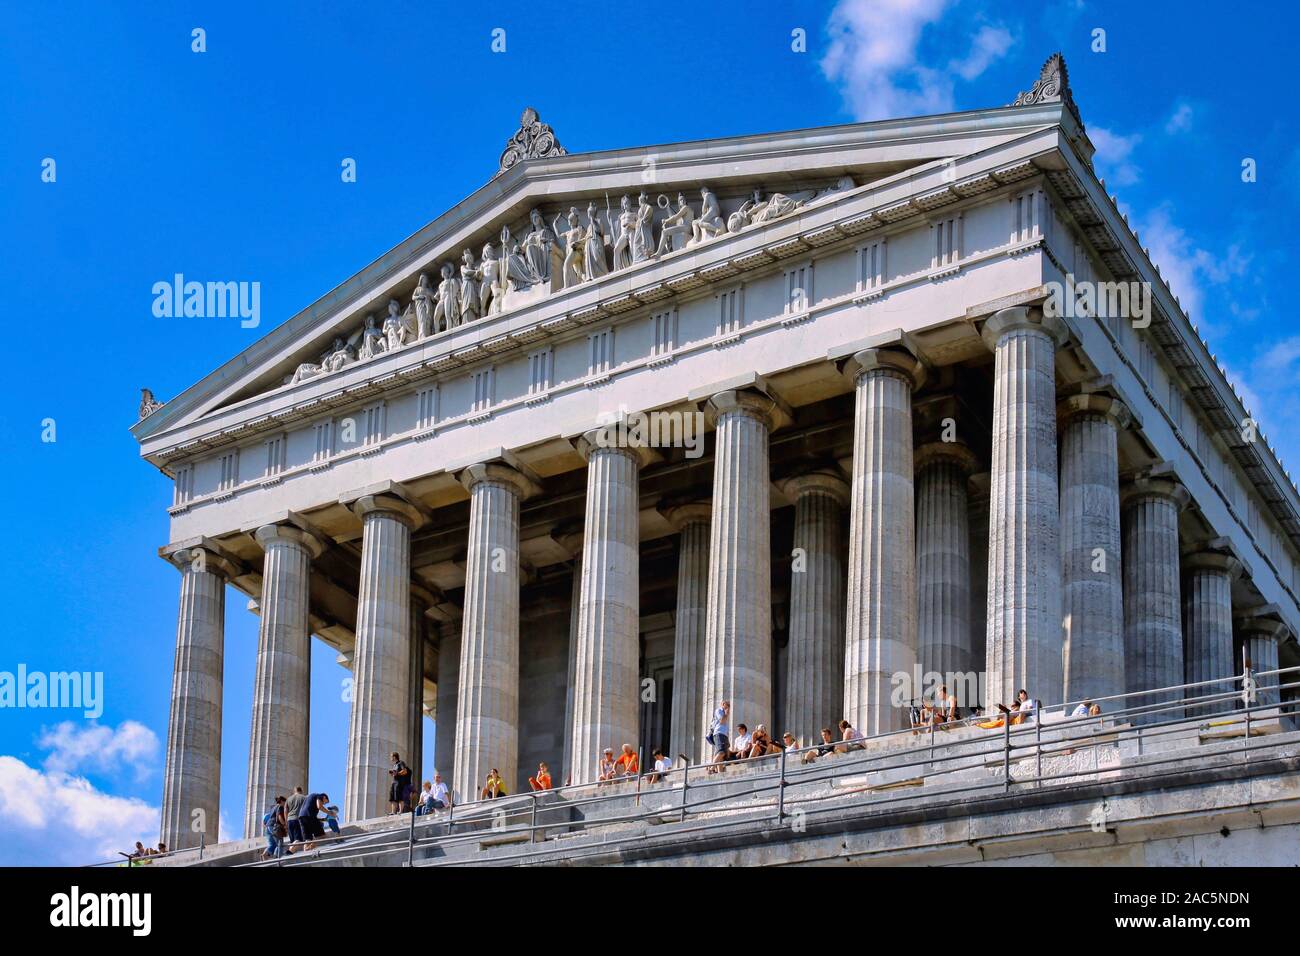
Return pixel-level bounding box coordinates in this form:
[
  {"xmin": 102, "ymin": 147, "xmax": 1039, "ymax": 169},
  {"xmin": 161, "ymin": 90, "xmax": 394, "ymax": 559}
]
[
  {"xmin": 528, "ymin": 762, "xmax": 552, "ymax": 791},
  {"xmin": 614, "ymin": 743, "xmax": 639, "ymax": 777}
]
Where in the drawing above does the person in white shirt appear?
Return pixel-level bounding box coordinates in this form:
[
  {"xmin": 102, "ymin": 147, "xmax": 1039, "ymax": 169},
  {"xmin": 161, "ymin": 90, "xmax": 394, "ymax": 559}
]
[
  {"xmin": 430, "ymin": 772, "xmax": 451, "ymax": 810},
  {"xmin": 647, "ymin": 748, "xmax": 673, "ymax": 783},
  {"xmin": 730, "ymin": 724, "xmax": 753, "ymax": 759},
  {"xmin": 1070, "ymin": 700, "xmax": 1091, "ymax": 718},
  {"xmin": 1017, "ymin": 689, "xmax": 1038, "ymax": 722}
]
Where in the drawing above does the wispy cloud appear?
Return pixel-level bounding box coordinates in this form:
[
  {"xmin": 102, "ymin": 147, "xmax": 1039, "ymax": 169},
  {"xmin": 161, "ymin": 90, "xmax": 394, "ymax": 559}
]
[
  {"xmin": 37, "ymin": 720, "xmax": 159, "ymax": 779},
  {"xmin": 1165, "ymin": 101, "xmax": 1194, "ymax": 134},
  {"xmin": 1132, "ymin": 204, "xmax": 1250, "ymax": 335},
  {"xmin": 1090, "ymin": 126, "xmax": 1143, "ymax": 186},
  {"xmin": 821, "ymin": 0, "xmax": 1015, "ymax": 121}
]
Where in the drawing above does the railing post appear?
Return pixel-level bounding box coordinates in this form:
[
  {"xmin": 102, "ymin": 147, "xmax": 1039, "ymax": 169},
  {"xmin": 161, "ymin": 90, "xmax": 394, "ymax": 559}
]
[
  {"xmin": 198, "ymin": 831, "xmax": 204, "ymax": 862},
  {"xmin": 777, "ymin": 745, "xmax": 788, "ymax": 823},
  {"xmin": 530, "ymin": 792, "xmax": 539, "ymax": 844},
  {"xmin": 1003, "ymin": 717, "xmax": 1012, "ymax": 792},
  {"xmin": 446, "ymin": 798, "xmax": 455, "ymax": 837},
  {"xmin": 407, "ymin": 807, "xmax": 416, "ymax": 867},
  {"xmin": 679, "ymin": 761, "xmax": 690, "ymax": 823},
  {"xmin": 1035, "ymin": 715, "xmax": 1042, "ymax": 784},
  {"xmin": 929, "ymin": 718, "xmax": 935, "ymax": 762}
]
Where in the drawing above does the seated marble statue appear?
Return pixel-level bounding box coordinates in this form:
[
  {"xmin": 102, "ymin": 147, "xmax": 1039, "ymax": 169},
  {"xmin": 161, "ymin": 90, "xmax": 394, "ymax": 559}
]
[
  {"xmin": 728, "ymin": 188, "xmax": 804, "ymax": 232},
  {"xmin": 357, "ymin": 314, "xmax": 386, "ymax": 360},
  {"xmin": 689, "ymin": 186, "xmax": 726, "ymax": 246},
  {"xmin": 382, "ymin": 299, "xmax": 408, "ymax": 351},
  {"xmin": 655, "ymin": 193, "xmax": 694, "ymax": 256}
]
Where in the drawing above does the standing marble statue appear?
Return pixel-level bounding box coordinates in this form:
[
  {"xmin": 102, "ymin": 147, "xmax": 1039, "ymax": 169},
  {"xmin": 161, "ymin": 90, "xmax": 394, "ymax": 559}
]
[
  {"xmin": 554, "ymin": 207, "xmax": 586, "ymax": 289},
  {"xmin": 478, "ymin": 242, "xmax": 504, "ymax": 315},
  {"xmin": 584, "ymin": 202, "xmax": 610, "ymax": 282},
  {"xmin": 690, "ymin": 186, "xmax": 726, "ymax": 246},
  {"xmin": 631, "ymin": 191, "xmax": 655, "ymax": 263},
  {"xmin": 522, "ymin": 209, "xmax": 557, "ymax": 284},
  {"xmin": 382, "ymin": 299, "xmax": 408, "ymax": 351},
  {"xmin": 502, "ymin": 228, "xmax": 540, "ymax": 290},
  {"xmin": 655, "ymin": 193, "xmax": 694, "ymax": 256},
  {"xmin": 608, "ymin": 195, "xmax": 638, "ymax": 271},
  {"xmin": 459, "ymin": 248, "xmax": 482, "ymax": 324},
  {"xmin": 412, "ymin": 273, "xmax": 436, "ymax": 338},
  {"xmin": 433, "ymin": 262, "xmax": 461, "ymax": 332}
]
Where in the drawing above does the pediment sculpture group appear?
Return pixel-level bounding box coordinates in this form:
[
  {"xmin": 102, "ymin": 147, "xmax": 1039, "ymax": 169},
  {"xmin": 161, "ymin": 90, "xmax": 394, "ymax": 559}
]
[{"xmin": 289, "ymin": 176, "xmax": 854, "ymax": 387}]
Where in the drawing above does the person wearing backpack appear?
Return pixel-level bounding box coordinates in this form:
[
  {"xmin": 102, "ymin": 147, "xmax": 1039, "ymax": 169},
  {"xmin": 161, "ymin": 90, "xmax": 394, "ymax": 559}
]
[{"xmin": 261, "ymin": 795, "xmax": 288, "ymax": 861}]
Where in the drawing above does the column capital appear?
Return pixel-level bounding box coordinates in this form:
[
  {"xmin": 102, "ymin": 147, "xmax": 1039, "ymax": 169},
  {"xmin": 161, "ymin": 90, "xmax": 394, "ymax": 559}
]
[
  {"xmin": 254, "ymin": 523, "xmax": 327, "ymax": 559},
  {"xmin": 658, "ymin": 500, "xmax": 712, "ymax": 531},
  {"xmin": 574, "ymin": 427, "xmax": 661, "ymax": 467},
  {"xmin": 549, "ymin": 523, "xmax": 585, "ymax": 557},
  {"xmin": 841, "ymin": 346, "xmax": 926, "ymax": 390},
  {"xmin": 160, "ymin": 537, "xmax": 242, "ymax": 580},
  {"xmin": 455, "ymin": 460, "xmax": 541, "ymax": 499},
  {"xmin": 1182, "ymin": 538, "xmax": 1245, "ymax": 581},
  {"xmin": 1121, "ymin": 475, "xmax": 1190, "ymax": 511},
  {"xmin": 701, "ymin": 386, "xmax": 787, "ymax": 430},
  {"xmin": 1235, "ymin": 604, "xmax": 1290, "ymax": 644},
  {"xmin": 351, "ymin": 493, "xmax": 427, "ymax": 531},
  {"xmin": 981, "ymin": 305, "xmax": 1068, "ymax": 351},
  {"xmin": 914, "ymin": 441, "xmax": 979, "ymax": 477},
  {"xmin": 778, "ymin": 470, "xmax": 850, "ymax": 508},
  {"xmin": 1057, "ymin": 393, "xmax": 1132, "ymax": 430}
]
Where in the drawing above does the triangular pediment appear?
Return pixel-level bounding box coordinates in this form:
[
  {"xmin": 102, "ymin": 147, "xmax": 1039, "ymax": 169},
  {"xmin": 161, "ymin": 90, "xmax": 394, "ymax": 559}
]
[{"xmin": 133, "ymin": 101, "xmax": 1073, "ymax": 458}]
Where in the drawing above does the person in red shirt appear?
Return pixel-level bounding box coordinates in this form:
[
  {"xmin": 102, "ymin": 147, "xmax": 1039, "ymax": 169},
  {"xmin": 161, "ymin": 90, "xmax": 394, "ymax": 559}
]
[
  {"xmin": 528, "ymin": 762, "xmax": 552, "ymax": 791},
  {"xmin": 614, "ymin": 744, "xmax": 639, "ymax": 778}
]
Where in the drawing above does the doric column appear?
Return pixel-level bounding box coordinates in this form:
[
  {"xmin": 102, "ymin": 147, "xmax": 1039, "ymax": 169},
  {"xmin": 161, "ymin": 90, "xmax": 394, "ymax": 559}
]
[
  {"xmin": 843, "ymin": 346, "xmax": 924, "ymax": 734},
  {"xmin": 160, "ymin": 542, "xmax": 238, "ymax": 850},
  {"xmin": 701, "ymin": 388, "xmax": 781, "ymax": 738},
  {"xmin": 1183, "ymin": 541, "xmax": 1242, "ymax": 715},
  {"xmin": 453, "ymin": 461, "xmax": 538, "ymax": 800},
  {"xmin": 551, "ymin": 530, "xmax": 582, "ymax": 785},
  {"xmin": 1237, "ymin": 606, "xmax": 1289, "ymax": 707},
  {"xmin": 779, "ymin": 472, "xmax": 848, "ymax": 743},
  {"xmin": 982, "ymin": 306, "xmax": 1068, "ymax": 709},
  {"xmin": 661, "ymin": 503, "xmax": 710, "ymax": 764},
  {"xmin": 1121, "ymin": 472, "xmax": 1188, "ymax": 721},
  {"xmin": 914, "ymin": 443, "xmax": 976, "ymax": 688},
  {"xmin": 1059, "ymin": 393, "xmax": 1131, "ymax": 705},
  {"xmin": 568, "ymin": 431, "xmax": 650, "ymax": 785},
  {"xmin": 434, "ymin": 624, "xmax": 460, "ymax": 788},
  {"xmin": 244, "ymin": 524, "xmax": 324, "ymax": 838},
  {"xmin": 344, "ymin": 493, "xmax": 424, "ymax": 822}
]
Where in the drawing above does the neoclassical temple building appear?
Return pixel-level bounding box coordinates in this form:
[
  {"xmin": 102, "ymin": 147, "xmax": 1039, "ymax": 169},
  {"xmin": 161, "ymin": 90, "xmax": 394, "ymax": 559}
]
[{"xmin": 136, "ymin": 55, "xmax": 1300, "ymax": 849}]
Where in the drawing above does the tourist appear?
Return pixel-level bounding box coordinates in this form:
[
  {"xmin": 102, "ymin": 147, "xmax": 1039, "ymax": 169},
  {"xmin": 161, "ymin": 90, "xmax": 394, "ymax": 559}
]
[
  {"xmin": 285, "ymin": 786, "xmax": 307, "ymax": 844},
  {"xmin": 416, "ymin": 781, "xmax": 438, "ymax": 814},
  {"xmin": 839, "ymin": 719, "xmax": 865, "ymax": 750},
  {"xmin": 388, "ymin": 752, "xmax": 411, "ymax": 814},
  {"xmin": 1016, "ymin": 689, "xmax": 1038, "ymax": 724},
  {"xmin": 782, "ymin": 732, "xmax": 800, "ymax": 759},
  {"xmin": 431, "ymin": 772, "xmax": 451, "ymax": 810},
  {"xmin": 528, "ymin": 762, "xmax": 553, "ymax": 791},
  {"xmin": 615, "ymin": 744, "xmax": 639, "ymax": 777},
  {"xmin": 647, "ymin": 748, "xmax": 673, "ymax": 783},
  {"xmin": 323, "ymin": 804, "xmax": 341, "ymax": 835},
  {"xmin": 707, "ymin": 700, "xmax": 731, "ymax": 771},
  {"xmin": 299, "ymin": 791, "xmax": 329, "ymax": 849},
  {"xmin": 731, "ymin": 723, "xmax": 753, "ymax": 759},
  {"xmin": 747, "ymin": 725, "xmax": 775, "ymax": 758},
  {"xmin": 261, "ymin": 795, "xmax": 288, "ymax": 860},
  {"xmin": 1071, "ymin": 700, "xmax": 1092, "ymax": 718},
  {"xmin": 802, "ymin": 727, "xmax": 838, "ymax": 764},
  {"xmin": 1088, "ymin": 702, "xmax": 1102, "ymax": 717},
  {"xmin": 598, "ymin": 748, "xmax": 617, "ymax": 781},
  {"xmin": 934, "ymin": 685, "xmax": 958, "ymax": 724},
  {"xmin": 481, "ymin": 768, "xmax": 508, "ymax": 799}
]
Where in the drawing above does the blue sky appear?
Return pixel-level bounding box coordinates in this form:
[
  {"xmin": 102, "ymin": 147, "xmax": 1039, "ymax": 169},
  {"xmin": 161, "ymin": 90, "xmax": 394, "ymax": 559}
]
[{"xmin": 1, "ymin": 0, "xmax": 1296, "ymax": 865}]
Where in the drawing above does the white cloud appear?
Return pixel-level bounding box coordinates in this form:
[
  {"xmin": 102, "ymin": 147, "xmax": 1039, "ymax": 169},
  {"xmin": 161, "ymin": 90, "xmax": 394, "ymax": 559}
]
[
  {"xmin": 821, "ymin": 0, "xmax": 1014, "ymax": 121},
  {"xmin": 37, "ymin": 720, "xmax": 159, "ymax": 778},
  {"xmin": 1134, "ymin": 205, "xmax": 1250, "ymax": 333},
  {"xmin": 1090, "ymin": 126, "xmax": 1143, "ymax": 186},
  {"xmin": 1165, "ymin": 102, "xmax": 1194, "ymax": 134},
  {"xmin": 0, "ymin": 756, "xmax": 159, "ymax": 866}
]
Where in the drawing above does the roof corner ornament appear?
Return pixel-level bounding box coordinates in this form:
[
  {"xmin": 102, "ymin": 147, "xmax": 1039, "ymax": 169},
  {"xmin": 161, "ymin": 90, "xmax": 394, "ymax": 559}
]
[
  {"xmin": 139, "ymin": 388, "xmax": 165, "ymax": 420},
  {"xmin": 496, "ymin": 107, "xmax": 567, "ymax": 177},
  {"xmin": 1011, "ymin": 52, "xmax": 1083, "ymax": 126}
]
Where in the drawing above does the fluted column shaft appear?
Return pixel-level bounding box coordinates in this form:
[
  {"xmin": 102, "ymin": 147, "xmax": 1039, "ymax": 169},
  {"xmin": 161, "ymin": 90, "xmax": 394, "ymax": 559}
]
[
  {"xmin": 1059, "ymin": 396, "xmax": 1129, "ymax": 704},
  {"xmin": 345, "ymin": 495, "xmax": 420, "ymax": 821},
  {"xmin": 915, "ymin": 444, "xmax": 975, "ymax": 691},
  {"xmin": 1122, "ymin": 477, "xmax": 1187, "ymax": 721},
  {"xmin": 844, "ymin": 349, "xmax": 921, "ymax": 735},
  {"xmin": 984, "ymin": 307, "xmax": 1067, "ymax": 708},
  {"xmin": 783, "ymin": 474, "xmax": 848, "ymax": 742},
  {"xmin": 1183, "ymin": 548, "xmax": 1240, "ymax": 715},
  {"xmin": 1239, "ymin": 613, "xmax": 1286, "ymax": 707},
  {"xmin": 702, "ymin": 389, "xmax": 777, "ymax": 738},
  {"xmin": 561, "ymin": 549, "xmax": 582, "ymax": 783},
  {"xmin": 667, "ymin": 507, "xmax": 710, "ymax": 764},
  {"xmin": 570, "ymin": 437, "xmax": 644, "ymax": 785},
  {"xmin": 244, "ymin": 525, "xmax": 322, "ymax": 837},
  {"xmin": 160, "ymin": 546, "xmax": 234, "ymax": 849},
  {"xmin": 454, "ymin": 463, "xmax": 535, "ymax": 799}
]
